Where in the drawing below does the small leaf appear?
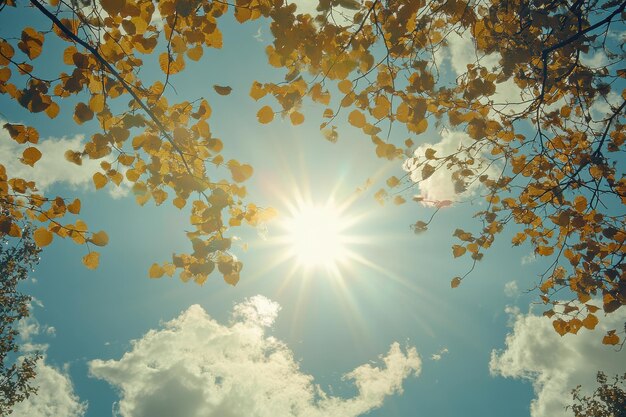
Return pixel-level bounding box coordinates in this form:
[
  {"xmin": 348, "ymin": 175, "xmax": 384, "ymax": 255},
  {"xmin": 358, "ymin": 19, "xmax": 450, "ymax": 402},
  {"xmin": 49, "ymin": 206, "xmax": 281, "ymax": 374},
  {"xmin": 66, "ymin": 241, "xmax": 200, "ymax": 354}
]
[
  {"xmin": 93, "ymin": 172, "xmax": 107, "ymax": 189},
  {"xmin": 602, "ymin": 331, "xmax": 620, "ymax": 345},
  {"xmin": 67, "ymin": 199, "xmax": 81, "ymax": 214},
  {"xmin": 257, "ymin": 106, "xmax": 274, "ymax": 124},
  {"xmin": 451, "ymin": 277, "xmax": 461, "ymax": 288},
  {"xmin": 89, "ymin": 230, "xmax": 109, "ymax": 247},
  {"xmin": 452, "ymin": 245, "xmax": 466, "ymax": 258},
  {"xmin": 290, "ymin": 111, "xmax": 304, "ymax": 125},
  {"xmin": 21, "ymin": 147, "xmax": 42, "ymax": 166},
  {"xmin": 149, "ymin": 263, "xmax": 165, "ymax": 278},
  {"xmin": 422, "ymin": 164, "xmax": 435, "ymax": 180},
  {"xmin": 34, "ymin": 227, "xmax": 53, "ymax": 247},
  {"xmin": 213, "ymin": 85, "xmax": 232, "ymax": 95},
  {"xmin": 348, "ymin": 109, "xmax": 366, "ymax": 128},
  {"xmin": 82, "ymin": 252, "xmax": 100, "ymax": 269}
]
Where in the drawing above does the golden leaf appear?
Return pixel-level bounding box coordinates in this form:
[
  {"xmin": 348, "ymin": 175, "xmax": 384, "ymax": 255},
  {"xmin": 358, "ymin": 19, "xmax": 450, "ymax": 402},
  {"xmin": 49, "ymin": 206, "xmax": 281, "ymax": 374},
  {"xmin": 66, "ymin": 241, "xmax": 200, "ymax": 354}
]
[
  {"xmin": 82, "ymin": 252, "xmax": 100, "ymax": 269},
  {"xmin": 89, "ymin": 230, "xmax": 109, "ymax": 247},
  {"xmin": 348, "ymin": 109, "xmax": 366, "ymax": 128},
  {"xmin": 34, "ymin": 227, "xmax": 53, "ymax": 247},
  {"xmin": 93, "ymin": 172, "xmax": 108, "ymax": 190},
  {"xmin": 290, "ymin": 111, "xmax": 305, "ymax": 125},
  {"xmin": 67, "ymin": 199, "xmax": 81, "ymax": 214},
  {"xmin": 21, "ymin": 147, "xmax": 41, "ymax": 166},
  {"xmin": 451, "ymin": 277, "xmax": 461, "ymax": 288},
  {"xmin": 149, "ymin": 263, "xmax": 165, "ymax": 278},
  {"xmin": 257, "ymin": 106, "xmax": 274, "ymax": 124}
]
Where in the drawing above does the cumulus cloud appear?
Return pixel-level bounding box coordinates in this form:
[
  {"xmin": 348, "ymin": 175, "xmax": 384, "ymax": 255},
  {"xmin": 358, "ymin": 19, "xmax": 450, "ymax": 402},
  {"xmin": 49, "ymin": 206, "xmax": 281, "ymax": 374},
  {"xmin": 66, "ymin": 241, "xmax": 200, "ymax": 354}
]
[
  {"xmin": 0, "ymin": 121, "xmax": 129, "ymax": 198},
  {"xmin": 402, "ymin": 129, "xmax": 500, "ymax": 204},
  {"xmin": 490, "ymin": 305, "xmax": 626, "ymax": 417},
  {"xmin": 11, "ymin": 306, "xmax": 86, "ymax": 417},
  {"xmin": 89, "ymin": 295, "xmax": 421, "ymax": 417},
  {"xmin": 11, "ymin": 360, "xmax": 87, "ymax": 417}
]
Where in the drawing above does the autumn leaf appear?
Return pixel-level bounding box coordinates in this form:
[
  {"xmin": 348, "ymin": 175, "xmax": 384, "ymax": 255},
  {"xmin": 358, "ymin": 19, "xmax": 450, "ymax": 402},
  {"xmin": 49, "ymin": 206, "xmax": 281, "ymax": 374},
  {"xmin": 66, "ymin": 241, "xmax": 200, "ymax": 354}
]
[
  {"xmin": 82, "ymin": 252, "xmax": 100, "ymax": 269},
  {"xmin": 33, "ymin": 227, "xmax": 53, "ymax": 247},
  {"xmin": 213, "ymin": 85, "xmax": 232, "ymax": 96},
  {"xmin": 93, "ymin": 172, "xmax": 107, "ymax": 190},
  {"xmin": 89, "ymin": 230, "xmax": 109, "ymax": 247},
  {"xmin": 149, "ymin": 263, "xmax": 165, "ymax": 278},
  {"xmin": 290, "ymin": 111, "xmax": 305, "ymax": 125},
  {"xmin": 348, "ymin": 110, "xmax": 366, "ymax": 128},
  {"xmin": 257, "ymin": 106, "xmax": 274, "ymax": 124},
  {"xmin": 21, "ymin": 147, "xmax": 42, "ymax": 166},
  {"xmin": 451, "ymin": 277, "xmax": 461, "ymax": 288},
  {"xmin": 228, "ymin": 160, "xmax": 253, "ymax": 183}
]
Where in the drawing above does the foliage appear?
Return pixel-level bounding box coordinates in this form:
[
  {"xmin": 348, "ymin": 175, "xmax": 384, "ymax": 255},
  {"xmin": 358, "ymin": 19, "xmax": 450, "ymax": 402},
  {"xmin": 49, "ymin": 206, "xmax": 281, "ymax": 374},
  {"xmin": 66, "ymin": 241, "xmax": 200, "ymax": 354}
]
[
  {"xmin": 0, "ymin": 226, "xmax": 41, "ymax": 415},
  {"xmin": 568, "ymin": 372, "xmax": 626, "ymax": 417},
  {"xmin": 0, "ymin": 0, "xmax": 624, "ymax": 343},
  {"xmin": 253, "ymin": 0, "xmax": 626, "ymax": 343}
]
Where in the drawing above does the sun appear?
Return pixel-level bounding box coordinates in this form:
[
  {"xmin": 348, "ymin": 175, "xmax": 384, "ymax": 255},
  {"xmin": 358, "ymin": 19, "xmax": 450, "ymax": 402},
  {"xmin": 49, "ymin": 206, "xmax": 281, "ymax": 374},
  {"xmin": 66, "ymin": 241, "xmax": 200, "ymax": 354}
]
[{"xmin": 282, "ymin": 203, "xmax": 348, "ymax": 268}]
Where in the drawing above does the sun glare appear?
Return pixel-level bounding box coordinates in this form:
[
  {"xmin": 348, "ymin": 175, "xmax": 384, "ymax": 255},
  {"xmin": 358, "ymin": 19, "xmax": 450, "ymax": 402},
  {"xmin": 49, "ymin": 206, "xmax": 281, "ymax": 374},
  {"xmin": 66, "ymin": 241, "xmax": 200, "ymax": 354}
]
[{"xmin": 282, "ymin": 203, "xmax": 348, "ymax": 268}]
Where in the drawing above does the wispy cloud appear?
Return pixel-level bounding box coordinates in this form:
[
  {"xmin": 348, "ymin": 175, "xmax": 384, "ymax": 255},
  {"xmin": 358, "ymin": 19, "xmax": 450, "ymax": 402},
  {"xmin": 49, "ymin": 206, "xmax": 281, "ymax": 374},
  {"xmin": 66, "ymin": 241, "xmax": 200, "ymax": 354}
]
[
  {"xmin": 430, "ymin": 347, "xmax": 449, "ymax": 361},
  {"xmin": 89, "ymin": 295, "xmax": 422, "ymax": 417}
]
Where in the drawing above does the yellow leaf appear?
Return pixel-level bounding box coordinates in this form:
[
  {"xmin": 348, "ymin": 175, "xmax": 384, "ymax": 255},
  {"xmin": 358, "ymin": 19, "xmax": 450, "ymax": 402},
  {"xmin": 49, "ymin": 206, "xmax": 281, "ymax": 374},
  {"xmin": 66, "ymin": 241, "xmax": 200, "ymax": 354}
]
[
  {"xmin": 537, "ymin": 246, "xmax": 554, "ymax": 256},
  {"xmin": 18, "ymin": 27, "xmax": 44, "ymax": 60},
  {"xmin": 213, "ymin": 85, "xmax": 232, "ymax": 95},
  {"xmin": 173, "ymin": 197, "xmax": 186, "ymax": 209},
  {"xmin": 602, "ymin": 331, "xmax": 620, "ymax": 345},
  {"xmin": 21, "ymin": 147, "xmax": 42, "ymax": 166},
  {"xmin": 581, "ymin": 314, "xmax": 598, "ymax": 330},
  {"xmin": 348, "ymin": 109, "xmax": 366, "ymax": 128},
  {"xmin": 93, "ymin": 172, "xmax": 107, "ymax": 189},
  {"xmin": 451, "ymin": 277, "xmax": 461, "ymax": 288},
  {"xmin": 257, "ymin": 106, "xmax": 274, "ymax": 124},
  {"xmin": 82, "ymin": 252, "xmax": 100, "ymax": 269},
  {"xmin": 89, "ymin": 230, "xmax": 109, "ymax": 247},
  {"xmin": 34, "ymin": 227, "xmax": 53, "ymax": 247},
  {"xmin": 100, "ymin": 0, "xmax": 125, "ymax": 16},
  {"xmin": 224, "ymin": 272, "xmax": 239, "ymax": 286},
  {"xmin": 67, "ymin": 198, "xmax": 81, "ymax": 214},
  {"xmin": 187, "ymin": 44, "xmax": 203, "ymax": 61},
  {"xmin": 249, "ymin": 81, "xmax": 266, "ymax": 100},
  {"xmin": 228, "ymin": 160, "xmax": 253, "ymax": 183},
  {"xmin": 149, "ymin": 263, "xmax": 165, "ymax": 278},
  {"xmin": 386, "ymin": 176, "xmax": 400, "ymax": 188},
  {"xmin": 74, "ymin": 102, "xmax": 94, "ymax": 124},
  {"xmin": 452, "ymin": 245, "xmax": 466, "ymax": 258},
  {"xmin": 338, "ymin": 79, "xmax": 352, "ymax": 94},
  {"xmin": 290, "ymin": 111, "xmax": 304, "ymax": 125},
  {"xmin": 573, "ymin": 195, "xmax": 587, "ymax": 213}
]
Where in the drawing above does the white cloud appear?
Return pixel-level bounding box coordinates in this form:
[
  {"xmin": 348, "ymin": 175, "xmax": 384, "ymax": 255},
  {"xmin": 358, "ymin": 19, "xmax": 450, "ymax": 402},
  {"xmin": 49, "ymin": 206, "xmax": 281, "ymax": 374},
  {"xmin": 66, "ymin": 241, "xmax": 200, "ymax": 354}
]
[
  {"xmin": 490, "ymin": 305, "xmax": 626, "ymax": 417},
  {"xmin": 0, "ymin": 121, "xmax": 129, "ymax": 198},
  {"xmin": 442, "ymin": 32, "xmax": 529, "ymax": 117},
  {"xmin": 11, "ymin": 360, "xmax": 87, "ymax": 417},
  {"xmin": 89, "ymin": 295, "xmax": 421, "ymax": 417},
  {"xmin": 504, "ymin": 281, "xmax": 519, "ymax": 298},
  {"xmin": 11, "ymin": 306, "xmax": 86, "ymax": 417},
  {"xmin": 402, "ymin": 129, "xmax": 499, "ymax": 205},
  {"xmin": 521, "ymin": 253, "xmax": 537, "ymax": 265},
  {"xmin": 430, "ymin": 347, "xmax": 449, "ymax": 361}
]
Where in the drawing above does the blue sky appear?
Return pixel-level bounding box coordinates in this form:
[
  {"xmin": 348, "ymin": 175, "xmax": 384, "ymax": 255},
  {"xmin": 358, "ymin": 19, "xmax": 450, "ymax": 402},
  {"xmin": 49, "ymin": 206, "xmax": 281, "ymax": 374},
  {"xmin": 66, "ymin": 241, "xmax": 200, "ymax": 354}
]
[{"xmin": 1, "ymin": 2, "xmax": 625, "ymax": 417}]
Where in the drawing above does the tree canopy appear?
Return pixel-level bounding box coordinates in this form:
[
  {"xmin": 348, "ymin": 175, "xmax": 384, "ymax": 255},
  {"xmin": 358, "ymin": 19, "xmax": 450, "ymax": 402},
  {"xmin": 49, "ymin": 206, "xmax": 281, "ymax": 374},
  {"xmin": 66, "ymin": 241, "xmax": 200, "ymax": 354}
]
[
  {"xmin": 0, "ymin": 0, "xmax": 624, "ymax": 347},
  {"xmin": 0, "ymin": 226, "xmax": 41, "ymax": 415}
]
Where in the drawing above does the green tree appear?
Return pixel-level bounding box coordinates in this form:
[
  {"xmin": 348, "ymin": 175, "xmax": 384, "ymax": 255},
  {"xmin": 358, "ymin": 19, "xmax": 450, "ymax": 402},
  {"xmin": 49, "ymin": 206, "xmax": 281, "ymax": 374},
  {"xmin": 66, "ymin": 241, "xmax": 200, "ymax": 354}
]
[{"xmin": 0, "ymin": 225, "xmax": 41, "ymax": 415}]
